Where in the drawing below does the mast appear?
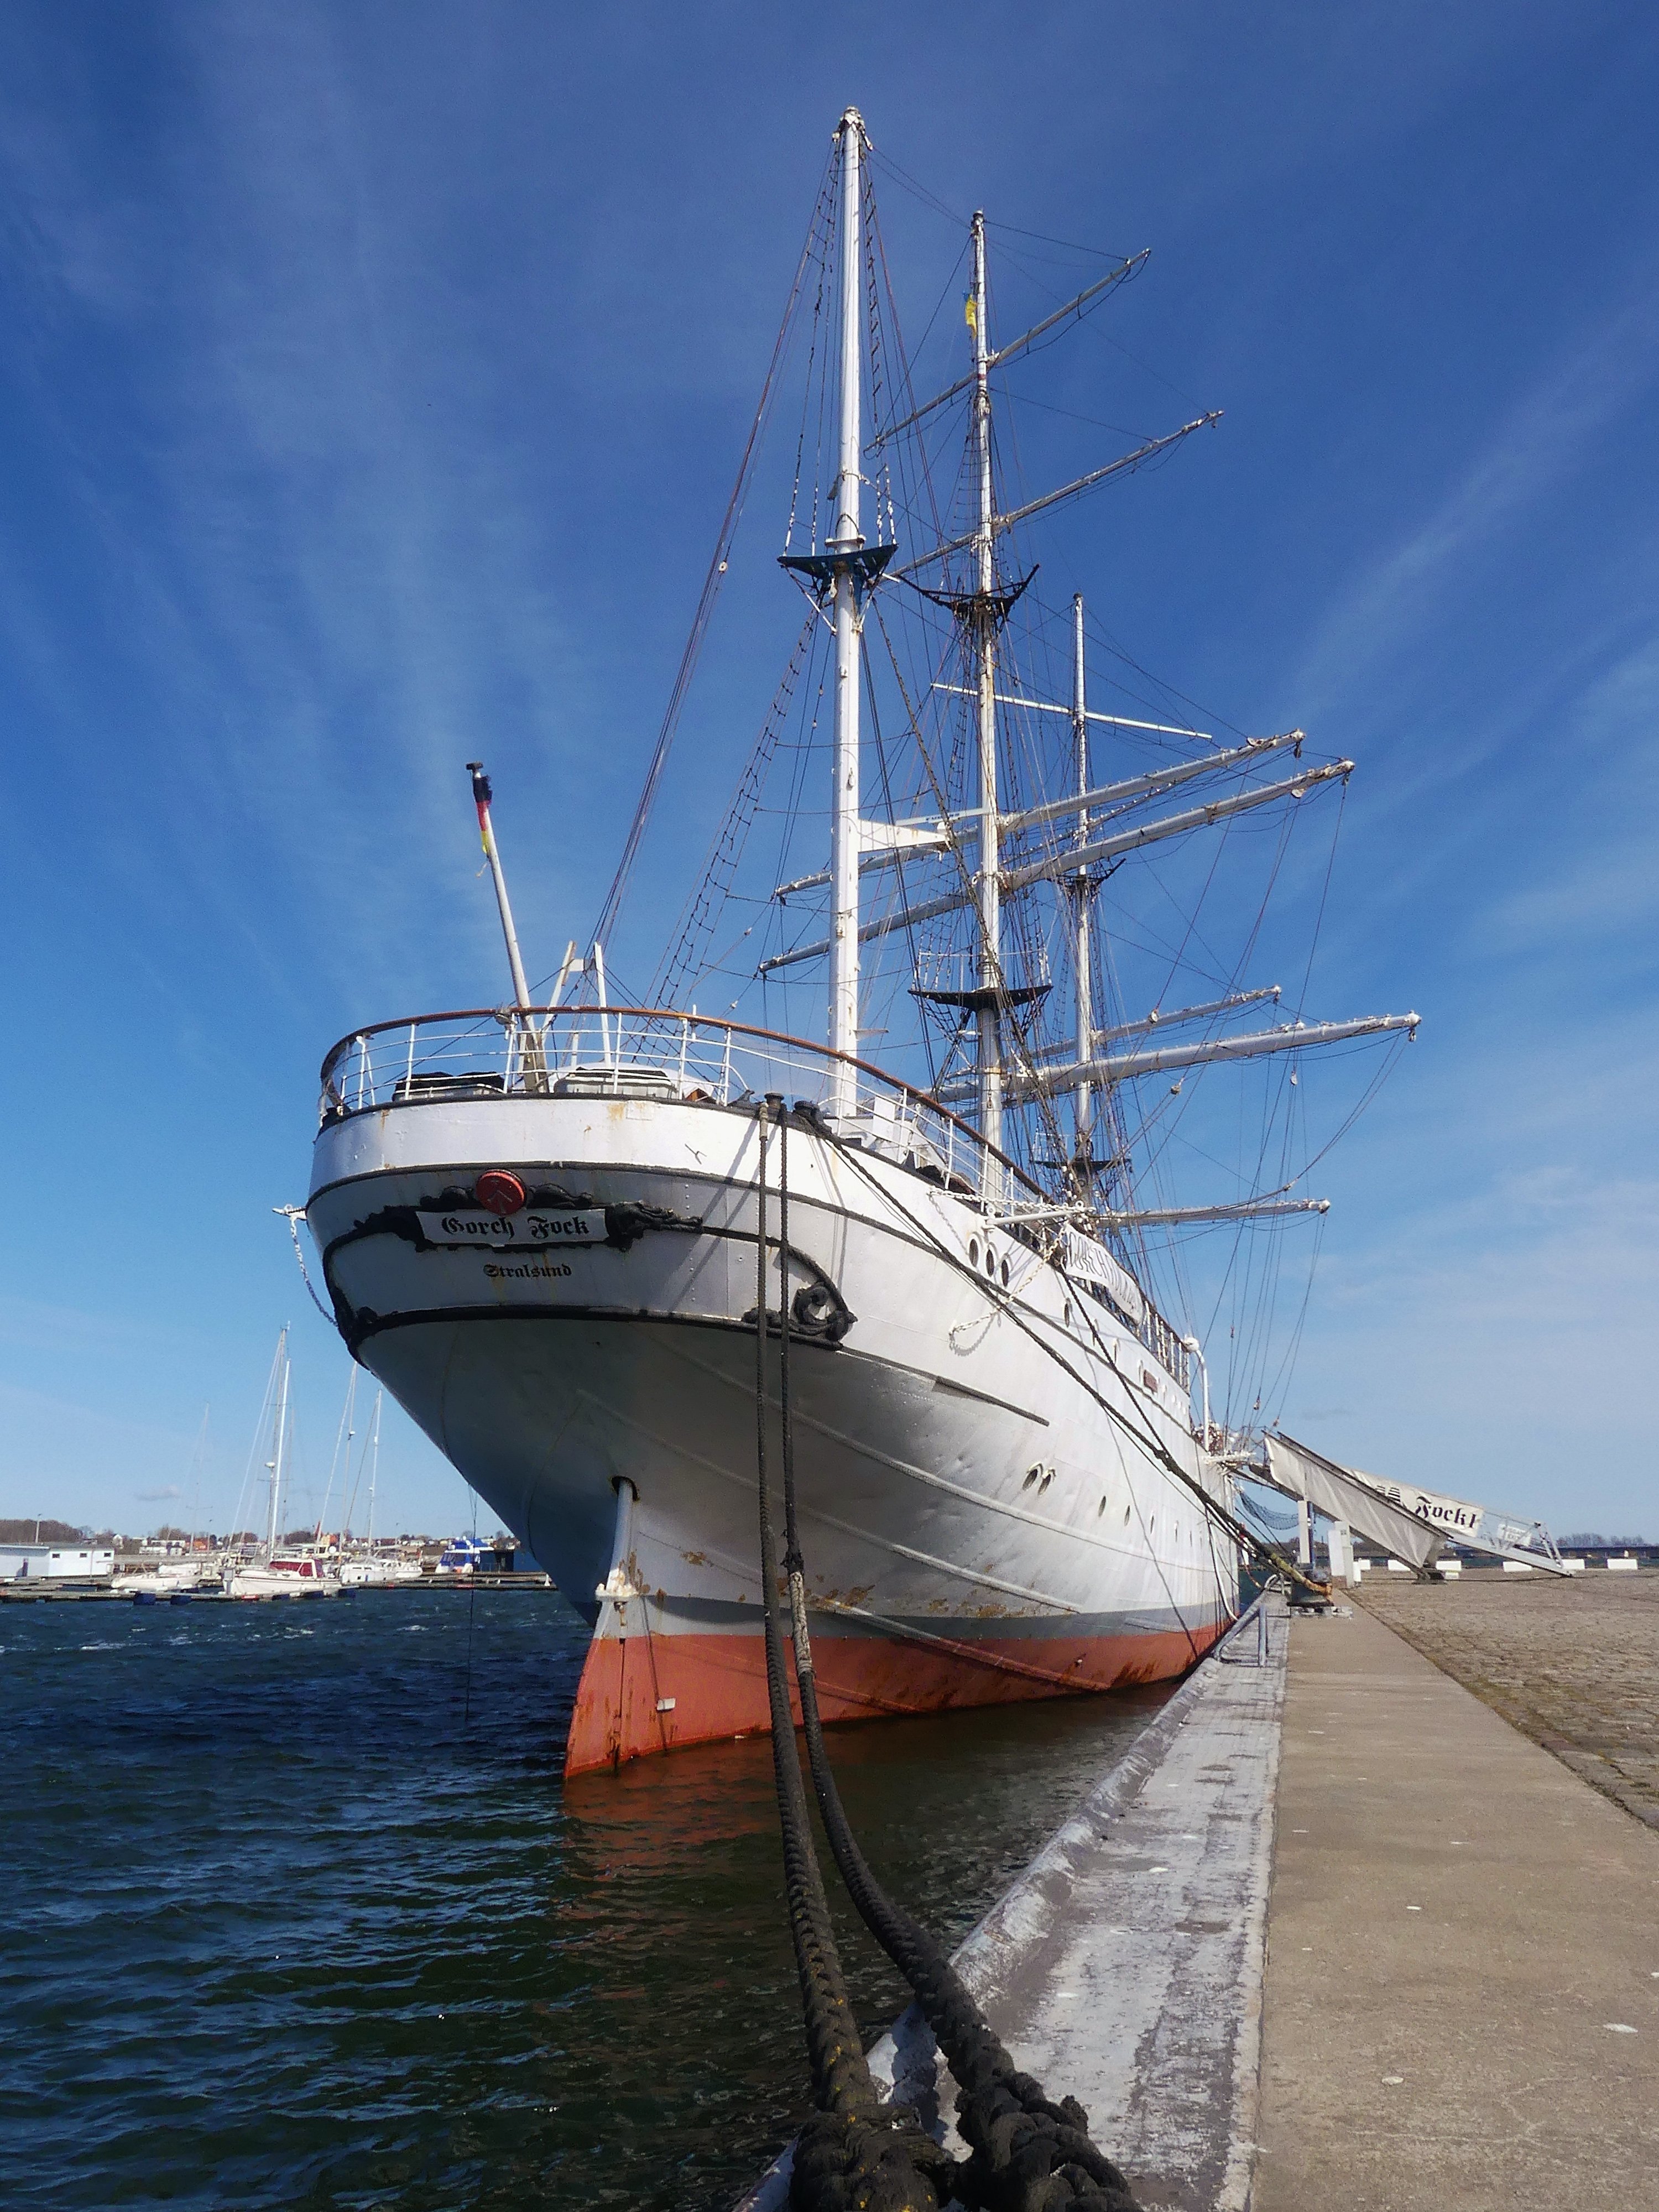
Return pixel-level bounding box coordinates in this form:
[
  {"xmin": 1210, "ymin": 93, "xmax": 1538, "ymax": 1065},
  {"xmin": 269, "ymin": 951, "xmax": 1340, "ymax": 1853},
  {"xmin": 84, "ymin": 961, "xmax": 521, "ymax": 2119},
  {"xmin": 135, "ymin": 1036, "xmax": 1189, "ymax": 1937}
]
[
  {"xmin": 826, "ymin": 107, "xmax": 865, "ymax": 1115},
  {"xmin": 367, "ymin": 1388, "xmax": 382, "ymax": 1548},
  {"xmin": 321, "ymin": 1367, "xmax": 356, "ymax": 1543},
  {"xmin": 267, "ymin": 1331, "xmax": 290, "ymax": 1555},
  {"xmin": 1070, "ymin": 592, "xmax": 1092, "ymax": 1188},
  {"xmin": 970, "ymin": 211, "xmax": 1002, "ymax": 1160}
]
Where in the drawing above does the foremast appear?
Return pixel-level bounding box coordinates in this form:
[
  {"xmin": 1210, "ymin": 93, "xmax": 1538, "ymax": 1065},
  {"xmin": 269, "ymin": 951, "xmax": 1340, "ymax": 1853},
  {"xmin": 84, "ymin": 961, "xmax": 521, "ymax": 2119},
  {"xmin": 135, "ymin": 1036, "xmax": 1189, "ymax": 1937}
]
[
  {"xmin": 773, "ymin": 109, "xmax": 902, "ymax": 1118},
  {"xmin": 827, "ymin": 108, "xmax": 864, "ymax": 1115}
]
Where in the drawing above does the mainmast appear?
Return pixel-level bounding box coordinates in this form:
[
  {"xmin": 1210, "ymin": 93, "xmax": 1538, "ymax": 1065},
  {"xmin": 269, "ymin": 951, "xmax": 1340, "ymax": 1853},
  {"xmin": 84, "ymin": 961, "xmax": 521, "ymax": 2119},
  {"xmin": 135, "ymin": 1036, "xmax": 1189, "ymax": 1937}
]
[
  {"xmin": 827, "ymin": 107, "xmax": 865, "ymax": 1115},
  {"xmin": 1070, "ymin": 592, "xmax": 1092, "ymax": 1188},
  {"xmin": 969, "ymin": 211, "xmax": 1003, "ymax": 1159}
]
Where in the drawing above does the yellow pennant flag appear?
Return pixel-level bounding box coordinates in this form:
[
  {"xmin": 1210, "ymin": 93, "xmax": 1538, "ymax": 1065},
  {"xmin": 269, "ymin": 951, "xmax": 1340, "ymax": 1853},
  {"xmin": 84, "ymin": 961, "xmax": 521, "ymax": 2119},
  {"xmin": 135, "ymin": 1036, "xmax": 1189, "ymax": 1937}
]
[{"xmin": 964, "ymin": 293, "xmax": 977, "ymax": 335}]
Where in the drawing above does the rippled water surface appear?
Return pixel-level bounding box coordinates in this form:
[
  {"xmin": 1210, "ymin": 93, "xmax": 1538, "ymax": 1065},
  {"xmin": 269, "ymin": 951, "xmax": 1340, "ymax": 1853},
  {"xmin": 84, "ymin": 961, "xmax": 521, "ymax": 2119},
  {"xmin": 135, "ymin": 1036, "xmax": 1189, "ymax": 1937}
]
[{"xmin": 4, "ymin": 1590, "xmax": 1171, "ymax": 2209}]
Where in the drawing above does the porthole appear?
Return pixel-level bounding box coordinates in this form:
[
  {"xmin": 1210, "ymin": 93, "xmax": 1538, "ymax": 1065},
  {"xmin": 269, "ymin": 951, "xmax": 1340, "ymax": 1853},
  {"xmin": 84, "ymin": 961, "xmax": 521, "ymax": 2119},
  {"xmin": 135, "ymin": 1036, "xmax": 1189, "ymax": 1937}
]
[
  {"xmin": 1098, "ymin": 1495, "xmax": 1108, "ymax": 1516},
  {"xmin": 1064, "ymin": 1302, "xmax": 1073, "ymax": 1328},
  {"xmin": 1000, "ymin": 1258, "xmax": 1010, "ymax": 1288},
  {"xmin": 968, "ymin": 1238, "xmax": 979, "ymax": 1269},
  {"xmin": 984, "ymin": 1245, "xmax": 996, "ymax": 1278},
  {"xmin": 1123, "ymin": 1504, "xmax": 1131, "ymax": 1525}
]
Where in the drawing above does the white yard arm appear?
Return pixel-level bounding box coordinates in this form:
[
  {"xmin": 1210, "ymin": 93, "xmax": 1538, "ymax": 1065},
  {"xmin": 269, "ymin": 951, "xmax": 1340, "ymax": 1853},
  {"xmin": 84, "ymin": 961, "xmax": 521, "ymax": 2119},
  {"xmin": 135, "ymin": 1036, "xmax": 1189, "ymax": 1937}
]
[{"xmin": 758, "ymin": 759, "xmax": 1351, "ymax": 977}]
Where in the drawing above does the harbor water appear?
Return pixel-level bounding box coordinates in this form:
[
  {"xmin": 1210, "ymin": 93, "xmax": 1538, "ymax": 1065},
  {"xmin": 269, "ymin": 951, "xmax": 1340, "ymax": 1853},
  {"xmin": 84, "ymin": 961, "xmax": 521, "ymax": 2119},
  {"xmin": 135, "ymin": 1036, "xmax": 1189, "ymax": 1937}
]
[{"xmin": 4, "ymin": 1588, "xmax": 1171, "ymax": 2209}]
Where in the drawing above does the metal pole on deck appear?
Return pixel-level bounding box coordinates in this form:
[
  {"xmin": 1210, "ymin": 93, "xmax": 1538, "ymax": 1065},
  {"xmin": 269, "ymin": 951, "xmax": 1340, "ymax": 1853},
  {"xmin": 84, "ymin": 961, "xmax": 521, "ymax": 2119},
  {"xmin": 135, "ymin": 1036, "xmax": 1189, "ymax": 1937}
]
[{"xmin": 467, "ymin": 761, "xmax": 533, "ymax": 1011}]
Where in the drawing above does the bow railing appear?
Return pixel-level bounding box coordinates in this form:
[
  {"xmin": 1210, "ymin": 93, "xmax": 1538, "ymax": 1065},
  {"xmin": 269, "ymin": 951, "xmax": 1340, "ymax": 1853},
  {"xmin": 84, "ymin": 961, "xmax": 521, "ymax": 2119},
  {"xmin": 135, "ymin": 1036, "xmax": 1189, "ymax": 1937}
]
[{"xmin": 319, "ymin": 1005, "xmax": 1035, "ymax": 1211}]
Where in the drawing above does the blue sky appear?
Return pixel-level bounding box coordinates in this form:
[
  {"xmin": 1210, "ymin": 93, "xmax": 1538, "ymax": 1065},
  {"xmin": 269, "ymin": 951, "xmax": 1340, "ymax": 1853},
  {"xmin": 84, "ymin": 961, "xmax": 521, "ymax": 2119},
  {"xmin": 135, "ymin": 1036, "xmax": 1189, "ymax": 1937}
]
[{"xmin": 1, "ymin": 2, "xmax": 1654, "ymax": 1540}]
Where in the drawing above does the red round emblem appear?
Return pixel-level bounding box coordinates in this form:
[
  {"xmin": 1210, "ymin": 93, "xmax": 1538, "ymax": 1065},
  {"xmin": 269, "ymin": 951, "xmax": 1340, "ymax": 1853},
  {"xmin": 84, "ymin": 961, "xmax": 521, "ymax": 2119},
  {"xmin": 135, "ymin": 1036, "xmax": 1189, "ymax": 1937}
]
[{"xmin": 475, "ymin": 1170, "xmax": 526, "ymax": 1217}]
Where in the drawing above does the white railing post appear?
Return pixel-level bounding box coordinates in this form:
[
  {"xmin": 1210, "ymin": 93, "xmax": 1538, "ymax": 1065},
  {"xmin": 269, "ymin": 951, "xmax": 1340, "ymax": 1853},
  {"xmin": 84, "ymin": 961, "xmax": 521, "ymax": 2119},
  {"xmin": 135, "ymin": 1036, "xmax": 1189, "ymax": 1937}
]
[
  {"xmin": 405, "ymin": 1022, "xmax": 416, "ymax": 1098},
  {"xmin": 678, "ymin": 1017, "xmax": 690, "ymax": 1095},
  {"xmin": 354, "ymin": 1035, "xmax": 368, "ymax": 1110},
  {"xmin": 721, "ymin": 1026, "xmax": 733, "ymax": 1104}
]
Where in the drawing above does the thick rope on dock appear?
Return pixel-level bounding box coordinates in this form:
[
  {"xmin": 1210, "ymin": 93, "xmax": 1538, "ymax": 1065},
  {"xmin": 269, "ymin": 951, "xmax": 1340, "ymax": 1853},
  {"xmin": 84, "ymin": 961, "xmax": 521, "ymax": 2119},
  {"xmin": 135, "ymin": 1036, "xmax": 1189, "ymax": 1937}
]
[
  {"xmin": 754, "ymin": 1103, "xmax": 961, "ymax": 2212},
  {"xmin": 764, "ymin": 1100, "xmax": 1142, "ymax": 2212}
]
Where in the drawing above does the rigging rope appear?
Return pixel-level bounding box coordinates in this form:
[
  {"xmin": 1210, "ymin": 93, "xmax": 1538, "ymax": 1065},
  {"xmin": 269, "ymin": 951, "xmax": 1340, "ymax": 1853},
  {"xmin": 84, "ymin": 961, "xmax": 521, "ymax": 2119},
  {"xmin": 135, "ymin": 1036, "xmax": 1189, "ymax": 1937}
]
[{"xmin": 587, "ymin": 155, "xmax": 837, "ymax": 962}]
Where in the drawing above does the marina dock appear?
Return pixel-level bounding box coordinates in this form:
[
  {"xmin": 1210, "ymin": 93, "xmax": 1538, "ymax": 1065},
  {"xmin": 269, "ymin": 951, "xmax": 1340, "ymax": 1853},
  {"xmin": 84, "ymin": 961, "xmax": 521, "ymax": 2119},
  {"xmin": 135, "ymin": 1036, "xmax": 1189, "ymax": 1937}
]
[
  {"xmin": 748, "ymin": 1577, "xmax": 1659, "ymax": 2209},
  {"xmin": 1256, "ymin": 1595, "xmax": 1658, "ymax": 2208}
]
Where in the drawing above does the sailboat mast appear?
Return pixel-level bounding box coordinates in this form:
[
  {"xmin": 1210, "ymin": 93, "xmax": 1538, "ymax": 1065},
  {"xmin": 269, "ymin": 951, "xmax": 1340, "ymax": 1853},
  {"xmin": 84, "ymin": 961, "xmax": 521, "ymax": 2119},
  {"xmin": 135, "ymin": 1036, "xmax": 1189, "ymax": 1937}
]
[
  {"xmin": 827, "ymin": 107, "xmax": 865, "ymax": 1115},
  {"xmin": 267, "ymin": 1333, "xmax": 290, "ymax": 1554},
  {"xmin": 969, "ymin": 212, "xmax": 1003, "ymax": 1161},
  {"xmin": 367, "ymin": 1388, "xmax": 382, "ymax": 1548},
  {"xmin": 1071, "ymin": 593, "xmax": 1093, "ymax": 1186}
]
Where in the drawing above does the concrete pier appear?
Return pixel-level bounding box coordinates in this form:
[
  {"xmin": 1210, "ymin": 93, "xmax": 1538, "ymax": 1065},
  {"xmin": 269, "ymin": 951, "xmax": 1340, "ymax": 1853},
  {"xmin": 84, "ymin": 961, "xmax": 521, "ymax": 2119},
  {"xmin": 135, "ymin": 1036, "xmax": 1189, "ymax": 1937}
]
[
  {"xmin": 743, "ymin": 1596, "xmax": 1287, "ymax": 2211},
  {"xmin": 1255, "ymin": 1601, "xmax": 1659, "ymax": 2209},
  {"xmin": 745, "ymin": 1589, "xmax": 1659, "ymax": 2210}
]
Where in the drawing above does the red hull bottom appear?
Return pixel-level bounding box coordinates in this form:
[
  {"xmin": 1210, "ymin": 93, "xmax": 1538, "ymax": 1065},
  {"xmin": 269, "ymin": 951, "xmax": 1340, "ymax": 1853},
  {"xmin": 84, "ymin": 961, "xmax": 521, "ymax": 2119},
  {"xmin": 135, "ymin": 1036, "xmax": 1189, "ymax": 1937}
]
[{"xmin": 563, "ymin": 1615, "xmax": 1227, "ymax": 1777}]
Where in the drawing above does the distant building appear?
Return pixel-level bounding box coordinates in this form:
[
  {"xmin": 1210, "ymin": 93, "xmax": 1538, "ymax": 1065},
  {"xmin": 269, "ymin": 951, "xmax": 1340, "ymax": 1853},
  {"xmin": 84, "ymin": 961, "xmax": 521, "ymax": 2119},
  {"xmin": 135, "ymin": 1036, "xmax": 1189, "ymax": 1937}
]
[{"xmin": 0, "ymin": 1543, "xmax": 116, "ymax": 1583}]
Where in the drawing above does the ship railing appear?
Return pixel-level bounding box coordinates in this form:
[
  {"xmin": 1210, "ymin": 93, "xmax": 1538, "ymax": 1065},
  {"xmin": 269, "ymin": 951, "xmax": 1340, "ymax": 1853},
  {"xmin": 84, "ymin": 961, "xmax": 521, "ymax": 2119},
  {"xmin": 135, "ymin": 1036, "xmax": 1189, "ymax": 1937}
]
[
  {"xmin": 317, "ymin": 1004, "xmax": 1044, "ymax": 1214},
  {"xmin": 319, "ymin": 1006, "xmax": 1203, "ymax": 1384}
]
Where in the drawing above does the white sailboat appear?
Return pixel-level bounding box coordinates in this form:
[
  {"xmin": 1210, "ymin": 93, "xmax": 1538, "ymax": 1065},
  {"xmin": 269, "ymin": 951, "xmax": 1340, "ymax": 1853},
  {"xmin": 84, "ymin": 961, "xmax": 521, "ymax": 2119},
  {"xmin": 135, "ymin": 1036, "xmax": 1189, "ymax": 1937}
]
[
  {"xmin": 303, "ymin": 112, "xmax": 1415, "ymax": 1768},
  {"xmin": 337, "ymin": 1389, "xmax": 421, "ymax": 1583},
  {"xmin": 230, "ymin": 1331, "xmax": 341, "ymax": 1600}
]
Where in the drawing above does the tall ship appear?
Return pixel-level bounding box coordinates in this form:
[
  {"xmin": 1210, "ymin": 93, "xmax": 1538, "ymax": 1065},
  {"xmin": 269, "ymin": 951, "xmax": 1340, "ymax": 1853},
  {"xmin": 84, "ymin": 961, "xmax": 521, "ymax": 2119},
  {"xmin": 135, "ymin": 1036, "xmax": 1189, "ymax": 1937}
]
[{"xmin": 303, "ymin": 112, "xmax": 1417, "ymax": 1774}]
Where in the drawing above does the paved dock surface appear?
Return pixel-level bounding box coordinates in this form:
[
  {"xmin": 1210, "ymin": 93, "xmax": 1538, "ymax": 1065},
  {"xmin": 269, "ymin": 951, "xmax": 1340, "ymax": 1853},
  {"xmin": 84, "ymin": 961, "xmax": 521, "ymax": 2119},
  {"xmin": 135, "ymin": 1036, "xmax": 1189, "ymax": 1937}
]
[
  {"xmin": 1255, "ymin": 1603, "xmax": 1659, "ymax": 2211},
  {"xmin": 1357, "ymin": 1567, "xmax": 1659, "ymax": 1828}
]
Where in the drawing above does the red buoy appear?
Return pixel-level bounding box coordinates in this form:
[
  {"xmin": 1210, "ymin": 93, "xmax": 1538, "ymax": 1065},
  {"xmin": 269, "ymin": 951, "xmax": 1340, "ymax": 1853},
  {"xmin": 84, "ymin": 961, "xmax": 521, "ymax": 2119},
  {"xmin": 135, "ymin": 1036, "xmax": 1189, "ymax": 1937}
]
[{"xmin": 475, "ymin": 1170, "xmax": 526, "ymax": 1217}]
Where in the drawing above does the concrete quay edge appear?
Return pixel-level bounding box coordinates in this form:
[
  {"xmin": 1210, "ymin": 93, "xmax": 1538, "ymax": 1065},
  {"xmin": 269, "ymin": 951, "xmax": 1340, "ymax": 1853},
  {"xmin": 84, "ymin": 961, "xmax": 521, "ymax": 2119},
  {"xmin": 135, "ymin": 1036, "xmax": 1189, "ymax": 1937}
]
[{"xmin": 739, "ymin": 1592, "xmax": 1288, "ymax": 2211}]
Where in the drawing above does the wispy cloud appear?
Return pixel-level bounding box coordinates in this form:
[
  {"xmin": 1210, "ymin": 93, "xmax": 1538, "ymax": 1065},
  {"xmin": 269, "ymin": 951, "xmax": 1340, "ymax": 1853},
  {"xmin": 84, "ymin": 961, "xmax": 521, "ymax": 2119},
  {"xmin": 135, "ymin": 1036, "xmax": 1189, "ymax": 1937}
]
[
  {"xmin": 0, "ymin": 8, "xmax": 607, "ymax": 1020},
  {"xmin": 1474, "ymin": 632, "xmax": 1659, "ymax": 954},
  {"xmin": 1292, "ymin": 275, "xmax": 1659, "ymax": 746}
]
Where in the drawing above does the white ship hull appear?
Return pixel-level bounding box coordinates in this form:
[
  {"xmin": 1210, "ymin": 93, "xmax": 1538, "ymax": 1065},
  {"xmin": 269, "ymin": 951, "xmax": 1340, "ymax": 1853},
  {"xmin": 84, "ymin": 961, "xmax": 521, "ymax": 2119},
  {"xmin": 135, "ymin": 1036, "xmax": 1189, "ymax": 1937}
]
[{"xmin": 308, "ymin": 1070, "xmax": 1235, "ymax": 1772}]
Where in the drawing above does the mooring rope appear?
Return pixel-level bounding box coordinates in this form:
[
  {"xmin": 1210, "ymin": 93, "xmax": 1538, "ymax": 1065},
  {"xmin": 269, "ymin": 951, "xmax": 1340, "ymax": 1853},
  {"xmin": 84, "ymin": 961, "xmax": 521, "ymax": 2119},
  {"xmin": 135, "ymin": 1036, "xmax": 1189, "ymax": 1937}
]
[
  {"xmin": 769, "ymin": 1099, "xmax": 1142, "ymax": 2212},
  {"xmin": 754, "ymin": 1101, "xmax": 959, "ymax": 2212}
]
